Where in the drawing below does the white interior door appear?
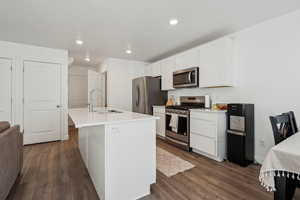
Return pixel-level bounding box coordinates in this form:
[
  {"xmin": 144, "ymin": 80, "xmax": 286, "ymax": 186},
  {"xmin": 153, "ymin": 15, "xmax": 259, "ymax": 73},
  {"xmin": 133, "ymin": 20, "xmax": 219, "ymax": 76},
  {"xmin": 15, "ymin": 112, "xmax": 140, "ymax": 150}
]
[
  {"xmin": 0, "ymin": 58, "xmax": 12, "ymax": 123},
  {"xmin": 23, "ymin": 61, "xmax": 61, "ymax": 144},
  {"xmin": 100, "ymin": 72, "xmax": 107, "ymax": 107},
  {"xmin": 88, "ymin": 70, "xmax": 101, "ymax": 107}
]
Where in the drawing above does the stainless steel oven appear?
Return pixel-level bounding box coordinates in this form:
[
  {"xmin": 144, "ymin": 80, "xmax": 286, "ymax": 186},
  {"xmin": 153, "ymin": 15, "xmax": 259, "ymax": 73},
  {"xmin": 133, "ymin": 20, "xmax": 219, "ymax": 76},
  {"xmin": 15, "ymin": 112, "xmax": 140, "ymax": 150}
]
[
  {"xmin": 173, "ymin": 67, "xmax": 199, "ymax": 88},
  {"xmin": 164, "ymin": 96, "xmax": 206, "ymax": 151},
  {"xmin": 165, "ymin": 108, "xmax": 190, "ymax": 151}
]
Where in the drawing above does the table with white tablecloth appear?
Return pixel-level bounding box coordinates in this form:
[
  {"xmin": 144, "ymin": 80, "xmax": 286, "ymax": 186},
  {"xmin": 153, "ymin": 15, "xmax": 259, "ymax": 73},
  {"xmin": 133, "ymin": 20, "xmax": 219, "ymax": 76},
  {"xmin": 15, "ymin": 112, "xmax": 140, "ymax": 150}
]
[{"xmin": 259, "ymin": 133, "xmax": 300, "ymax": 199}]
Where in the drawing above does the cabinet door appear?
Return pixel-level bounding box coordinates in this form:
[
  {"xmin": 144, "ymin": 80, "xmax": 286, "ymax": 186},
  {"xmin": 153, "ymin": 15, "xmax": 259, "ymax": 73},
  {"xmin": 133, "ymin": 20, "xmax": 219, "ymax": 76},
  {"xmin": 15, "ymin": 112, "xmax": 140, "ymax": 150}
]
[
  {"xmin": 190, "ymin": 118, "xmax": 217, "ymax": 139},
  {"xmin": 154, "ymin": 112, "xmax": 161, "ymax": 136},
  {"xmin": 158, "ymin": 113, "xmax": 165, "ymax": 137},
  {"xmin": 190, "ymin": 133, "xmax": 216, "ymax": 156},
  {"xmin": 154, "ymin": 112, "xmax": 165, "ymax": 137},
  {"xmin": 161, "ymin": 58, "xmax": 175, "ymax": 90},
  {"xmin": 199, "ymin": 37, "xmax": 234, "ymax": 88},
  {"xmin": 0, "ymin": 58, "xmax": 12, "ymax": 123},
  {"xmin": 78, "ymin": 129, "xmax": 88, "ymax": 168},
  {"xmin": 144, "ymin": 64, "xmax": 152, "ymax": 76},
  {"xmin": 175, "ymin": 48, "xmax": 200, "ymax": 70},
  {"xmin": 152, "ymin": 62, "xmax": 161, "ymax": 77}
]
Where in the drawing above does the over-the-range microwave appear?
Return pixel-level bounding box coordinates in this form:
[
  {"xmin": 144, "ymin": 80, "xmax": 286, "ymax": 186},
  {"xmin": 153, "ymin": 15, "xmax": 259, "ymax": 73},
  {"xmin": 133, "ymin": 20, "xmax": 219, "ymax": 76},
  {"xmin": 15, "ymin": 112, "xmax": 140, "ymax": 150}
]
[{"xmin": 173, "ymin": 67, "xmax": 199, "ymax": 88}]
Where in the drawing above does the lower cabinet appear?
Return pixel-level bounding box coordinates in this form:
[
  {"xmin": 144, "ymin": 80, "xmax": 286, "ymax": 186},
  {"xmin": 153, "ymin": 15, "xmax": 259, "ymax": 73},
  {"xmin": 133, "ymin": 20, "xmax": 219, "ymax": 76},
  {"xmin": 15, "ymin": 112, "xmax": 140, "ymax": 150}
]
[
  {"xmin": 190, "ymin": 134, "xmax": 216, "ymax": 156},
  {"xmin": 78, "ymin": 127, "xmax": 89, "ymax": 167},
  {"xmin": 190, "ymin": 110, "xmax": 226, "ymax": 162},
  {"xmin": 153, "ymin": 106, "xmax": 165, "ymax": 138}
]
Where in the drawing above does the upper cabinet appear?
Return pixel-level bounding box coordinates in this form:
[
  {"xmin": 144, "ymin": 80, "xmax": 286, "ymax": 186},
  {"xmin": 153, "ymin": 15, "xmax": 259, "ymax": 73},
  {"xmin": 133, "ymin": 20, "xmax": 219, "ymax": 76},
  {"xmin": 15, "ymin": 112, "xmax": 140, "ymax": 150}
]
[
  {"xmin": 146, "ymin": 36, "xmax": 237, "ymax": 90},
  {"xmin": 145, "ymin": 62, "xmax": 161, "ymax": 77},
  {"xmin": 160, "ymin": 58, "xmax": 176, "ymax": 91},
  {"xmin": 175, "ymin": 48, "xmax": 200, "ymax": 71},
  {"xmin": 198, "ymin": 37, "xmax": 236, "ymax": 88},
  {"xmin": 151, "ymin": 62, "xmax": 161, "ymax": 77},
  {"xmin": 144, "ymin": 64, "xmax": 152, "ymax": 76}
]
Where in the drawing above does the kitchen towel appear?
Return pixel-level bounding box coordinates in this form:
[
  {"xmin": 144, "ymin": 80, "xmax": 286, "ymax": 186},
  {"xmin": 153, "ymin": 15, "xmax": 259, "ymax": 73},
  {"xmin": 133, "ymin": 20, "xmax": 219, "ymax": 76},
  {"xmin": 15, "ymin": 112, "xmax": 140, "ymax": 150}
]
[{"xmin": 169, "ymin": 114, "xmax": 178, "ymax": 133}]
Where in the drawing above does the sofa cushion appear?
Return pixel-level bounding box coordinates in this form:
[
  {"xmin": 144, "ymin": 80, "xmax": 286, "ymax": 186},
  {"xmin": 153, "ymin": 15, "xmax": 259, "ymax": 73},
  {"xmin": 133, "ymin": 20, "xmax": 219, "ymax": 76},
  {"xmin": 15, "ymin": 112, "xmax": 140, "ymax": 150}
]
[{"xmin": 0, "ymin": 122, "xmax": 10, "ymax": 133}]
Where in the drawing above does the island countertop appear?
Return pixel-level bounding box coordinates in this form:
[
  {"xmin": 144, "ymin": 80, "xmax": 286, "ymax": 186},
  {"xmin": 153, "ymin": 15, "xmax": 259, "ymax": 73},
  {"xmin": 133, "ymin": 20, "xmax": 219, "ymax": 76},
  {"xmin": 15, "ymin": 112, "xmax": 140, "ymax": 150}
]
[{"xmin": 69, "ymin": 107, "xmax": 158, "ymax": 128}]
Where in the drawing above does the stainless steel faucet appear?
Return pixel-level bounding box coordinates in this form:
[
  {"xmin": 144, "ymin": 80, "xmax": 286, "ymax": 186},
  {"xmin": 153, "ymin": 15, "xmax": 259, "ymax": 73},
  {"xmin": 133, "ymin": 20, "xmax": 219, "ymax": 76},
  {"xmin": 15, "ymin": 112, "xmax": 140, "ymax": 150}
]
[{"xmin": 88, "ymin": 88, "xmax": 102, "ymax": 112}]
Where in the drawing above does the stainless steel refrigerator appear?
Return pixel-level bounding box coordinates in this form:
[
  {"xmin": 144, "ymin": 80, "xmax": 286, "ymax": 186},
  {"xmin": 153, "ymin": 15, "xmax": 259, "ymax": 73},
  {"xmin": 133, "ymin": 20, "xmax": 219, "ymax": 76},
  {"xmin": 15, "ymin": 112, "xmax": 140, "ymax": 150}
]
[{"xmin": 132, "ymin": 76, "xmax": 167, "ymax": 115}]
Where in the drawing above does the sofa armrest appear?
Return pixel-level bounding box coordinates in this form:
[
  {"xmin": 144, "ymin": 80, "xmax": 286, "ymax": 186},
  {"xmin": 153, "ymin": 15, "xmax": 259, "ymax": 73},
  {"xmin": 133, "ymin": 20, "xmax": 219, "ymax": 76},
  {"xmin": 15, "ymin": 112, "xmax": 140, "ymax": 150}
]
[{"xmin": 0, "ymin": 126, "xmax": 21, "ymax": 200}]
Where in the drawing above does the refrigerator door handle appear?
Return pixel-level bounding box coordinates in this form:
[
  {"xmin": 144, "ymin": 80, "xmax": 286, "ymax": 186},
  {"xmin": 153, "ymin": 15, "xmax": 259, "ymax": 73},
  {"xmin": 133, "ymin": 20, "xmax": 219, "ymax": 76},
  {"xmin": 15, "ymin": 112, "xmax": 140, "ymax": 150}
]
[{"xmin": 136, "ymin": 86, "xmax": 140, "ymax": 106}]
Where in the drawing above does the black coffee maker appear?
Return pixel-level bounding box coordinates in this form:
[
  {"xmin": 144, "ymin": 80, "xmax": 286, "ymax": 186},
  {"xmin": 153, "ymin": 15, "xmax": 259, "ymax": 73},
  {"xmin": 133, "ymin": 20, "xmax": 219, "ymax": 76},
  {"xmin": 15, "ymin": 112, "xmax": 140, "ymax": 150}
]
[{"xmin": 227, "ymin": 104, "xmax": 254, "ymax": 167}]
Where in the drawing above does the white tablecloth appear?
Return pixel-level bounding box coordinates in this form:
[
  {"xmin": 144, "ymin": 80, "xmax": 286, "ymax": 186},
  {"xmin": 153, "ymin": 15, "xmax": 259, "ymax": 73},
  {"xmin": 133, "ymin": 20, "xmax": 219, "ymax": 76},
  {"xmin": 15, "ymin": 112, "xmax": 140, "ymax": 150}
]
[{"xmin": 259, "ymin": 133, "xmax": 300, "ymax": 191}]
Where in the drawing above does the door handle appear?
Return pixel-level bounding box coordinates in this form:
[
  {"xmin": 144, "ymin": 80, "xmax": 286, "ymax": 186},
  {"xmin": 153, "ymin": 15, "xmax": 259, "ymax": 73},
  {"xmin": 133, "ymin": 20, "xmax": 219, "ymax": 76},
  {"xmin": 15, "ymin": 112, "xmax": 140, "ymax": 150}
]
[
  {"xmin": 136, "ymin": 86, "xmax": 140, "ymax": 106},
  {"xmin": 56, "ymin": 105, "xmax": 61, "ymax": 108}
]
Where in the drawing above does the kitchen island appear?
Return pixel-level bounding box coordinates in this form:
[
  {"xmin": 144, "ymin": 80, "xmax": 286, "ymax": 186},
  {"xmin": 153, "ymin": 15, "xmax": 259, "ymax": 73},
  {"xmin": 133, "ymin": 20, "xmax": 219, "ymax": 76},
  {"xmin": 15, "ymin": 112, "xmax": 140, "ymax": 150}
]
[{"xmin": 68, "ymin": 107, "xmax": 157, "ymax": 200}]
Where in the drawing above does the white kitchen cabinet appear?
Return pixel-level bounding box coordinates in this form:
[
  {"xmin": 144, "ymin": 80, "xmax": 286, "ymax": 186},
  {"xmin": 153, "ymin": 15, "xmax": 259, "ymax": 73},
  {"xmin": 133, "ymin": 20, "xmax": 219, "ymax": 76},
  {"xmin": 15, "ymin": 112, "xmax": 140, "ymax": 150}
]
[
  {"xmin": 144, "ymin": 64, "xmax": 152, "ymax": 76},
  {"xmin": 78, "ymin": 127, "xmax": 89, "ymax": 167},
  {"xmin": 198, "ymin": 37, "xmax": 236, "ymax": 88},
  {"xmin": 160, "ymin": 58, "xmax": 175, "ymax": 91},
  {"xmin": 151, "ymin": 62, "xmax": 161, "ymax": 77},
  {"xmin": 175, "ymin": 48, "xmax": 200, "ymax": 70},
  {"xmin": 147, "ymin": 36, "xmax": 236, "ymax": 89},
  {"xmin": 190, "ymin": 110, "xmax": 226, "ymax": 162},
  {"xmin": 153, "ymin": 106, "xmax": 165, "ymax": 138},
  {"xmin": 72, "ymin": 115, "xmax": 156, "ymax": 200}
]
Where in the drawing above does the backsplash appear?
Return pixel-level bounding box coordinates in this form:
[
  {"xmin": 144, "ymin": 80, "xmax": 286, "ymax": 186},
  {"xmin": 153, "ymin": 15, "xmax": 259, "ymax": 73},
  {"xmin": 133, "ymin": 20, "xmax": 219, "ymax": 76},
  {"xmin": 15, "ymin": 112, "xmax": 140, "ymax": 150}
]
[{"xmin": 168, "ymin": 87, "xmax": 240, "ymax": 105}]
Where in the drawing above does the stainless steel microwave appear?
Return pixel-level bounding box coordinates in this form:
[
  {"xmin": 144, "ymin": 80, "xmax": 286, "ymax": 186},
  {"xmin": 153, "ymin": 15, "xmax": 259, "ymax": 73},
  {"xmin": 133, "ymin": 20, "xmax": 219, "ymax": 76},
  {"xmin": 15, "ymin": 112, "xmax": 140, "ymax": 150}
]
[{"xmin": 173, "ymin": 67, "xmax": 199, "ymax": 88}]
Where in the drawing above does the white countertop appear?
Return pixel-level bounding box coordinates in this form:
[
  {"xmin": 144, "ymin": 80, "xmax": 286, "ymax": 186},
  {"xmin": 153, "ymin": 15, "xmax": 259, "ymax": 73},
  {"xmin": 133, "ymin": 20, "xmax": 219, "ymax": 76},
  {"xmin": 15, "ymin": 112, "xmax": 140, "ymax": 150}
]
[
  {"xmin": 152, "ymin": 105, "xmax": 165, "ymax": 107},
  {"xmin": 190, "ymin": 108, "xmax": 227, "ymax": 113},
  {"xmin": 69, "ymin": 107, "xmax": 158, "ymax": 128}
]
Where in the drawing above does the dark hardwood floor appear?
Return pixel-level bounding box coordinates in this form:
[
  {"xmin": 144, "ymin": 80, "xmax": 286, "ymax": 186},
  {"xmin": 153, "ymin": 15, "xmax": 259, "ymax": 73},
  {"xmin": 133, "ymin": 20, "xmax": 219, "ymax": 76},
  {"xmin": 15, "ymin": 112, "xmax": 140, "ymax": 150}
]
[
  {"xmin": 6, "ymin": 127, "xmax": 299, "ymax": 200},
  {"xmin": 7, "ymin": 127, "xmax": 99, "ymax": 200}
]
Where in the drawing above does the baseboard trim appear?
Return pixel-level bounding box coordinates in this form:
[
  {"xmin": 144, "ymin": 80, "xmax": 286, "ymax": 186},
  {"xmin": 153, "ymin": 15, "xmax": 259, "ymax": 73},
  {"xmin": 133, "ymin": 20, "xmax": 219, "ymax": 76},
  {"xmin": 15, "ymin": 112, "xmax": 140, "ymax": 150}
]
[{"xmin": 62, "ymin": 134, "xmax": 69, "ymax": 141}]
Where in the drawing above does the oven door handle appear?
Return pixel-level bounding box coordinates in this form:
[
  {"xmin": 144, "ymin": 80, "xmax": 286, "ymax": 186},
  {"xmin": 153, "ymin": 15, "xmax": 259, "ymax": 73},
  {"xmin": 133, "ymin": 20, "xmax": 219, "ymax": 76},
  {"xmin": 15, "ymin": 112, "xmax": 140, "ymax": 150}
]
[
  {"xmin": 188, "ymin": 72, "xmax": 192, "ymax": 83},
  {"xmin": 166, "ymin": 112, "xmax": 188, "ymax": 118}
]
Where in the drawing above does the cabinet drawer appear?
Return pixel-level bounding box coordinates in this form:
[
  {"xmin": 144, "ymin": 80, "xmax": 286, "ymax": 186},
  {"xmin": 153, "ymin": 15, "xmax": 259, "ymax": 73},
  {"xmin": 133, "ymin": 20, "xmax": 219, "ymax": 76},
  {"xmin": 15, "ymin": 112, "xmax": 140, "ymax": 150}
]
[
  {"xmin": 153, "ymin": 107, "xmax": 165, "ymax": 114},
  {"xmin": 153, "ymin": 112, "xmax": 161, "ymax": 119},
  {"xmin": 190, "ymin": 112, "xmax": 217, "ymax": 123},
  {"xmin": 190, "ymin": 133, "xmax": 216, "ymax": 156},
  {"xmin": 154, "ymin": 113, "xmax": 165, "ymax": 137},
  {"xmin": 190, "ymin": 118, "xmax": 217, "ymax": 138}
]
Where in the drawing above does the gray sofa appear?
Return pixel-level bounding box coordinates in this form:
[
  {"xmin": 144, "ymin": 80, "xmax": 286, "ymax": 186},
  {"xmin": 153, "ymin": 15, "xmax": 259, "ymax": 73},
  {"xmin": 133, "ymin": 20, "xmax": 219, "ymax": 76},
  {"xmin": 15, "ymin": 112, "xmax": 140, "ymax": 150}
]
[{"xmin": 0, "ymin": 122, "xmax": 23, "ymax": 200}]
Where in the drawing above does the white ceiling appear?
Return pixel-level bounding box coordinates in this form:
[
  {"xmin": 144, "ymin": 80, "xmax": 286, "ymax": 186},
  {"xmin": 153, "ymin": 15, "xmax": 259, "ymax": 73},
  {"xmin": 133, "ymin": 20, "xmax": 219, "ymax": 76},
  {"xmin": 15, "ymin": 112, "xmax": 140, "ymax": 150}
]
[{"xmin": 1, "ymin": 0, "xmax": 300, "ymax": 65}]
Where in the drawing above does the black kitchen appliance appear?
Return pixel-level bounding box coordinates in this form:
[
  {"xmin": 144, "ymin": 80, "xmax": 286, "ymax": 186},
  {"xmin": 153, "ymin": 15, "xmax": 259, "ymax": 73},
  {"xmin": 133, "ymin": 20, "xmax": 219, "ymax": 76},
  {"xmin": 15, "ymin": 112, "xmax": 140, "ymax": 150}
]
[{"xmin": 227, "ymin": 104, "xmax": 254, "ymax": 167}]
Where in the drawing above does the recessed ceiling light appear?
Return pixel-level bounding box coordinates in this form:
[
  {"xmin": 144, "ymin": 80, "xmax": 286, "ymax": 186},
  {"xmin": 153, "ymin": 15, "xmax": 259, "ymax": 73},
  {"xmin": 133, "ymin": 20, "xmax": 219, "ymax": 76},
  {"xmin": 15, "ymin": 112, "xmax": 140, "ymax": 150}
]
[
  {"xmin": 85, "ymin": 57, "xmax": 90, "ymax": 62},
  {"xmin": 76, "ymin": 39, "xmax": 84, "ymax": 45},
  {"xmin": 126, "ymin": 49, "xmax": 132, "ymax": 54},
  {"xmin": 169, "ymin": 18, "xmax": 178, "ymax": 26}
]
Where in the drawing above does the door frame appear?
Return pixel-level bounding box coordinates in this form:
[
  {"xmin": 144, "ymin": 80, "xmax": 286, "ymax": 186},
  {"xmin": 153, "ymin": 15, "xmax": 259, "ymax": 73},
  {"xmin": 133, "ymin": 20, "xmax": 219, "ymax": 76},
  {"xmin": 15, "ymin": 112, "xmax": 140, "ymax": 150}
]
[
  {"xmin": 0, "ymin": 57, "xmax": 13, "ymax": 123},
  {"xmin": 22, "ymin": 59, "xmax": 63, "ymax": 142}
]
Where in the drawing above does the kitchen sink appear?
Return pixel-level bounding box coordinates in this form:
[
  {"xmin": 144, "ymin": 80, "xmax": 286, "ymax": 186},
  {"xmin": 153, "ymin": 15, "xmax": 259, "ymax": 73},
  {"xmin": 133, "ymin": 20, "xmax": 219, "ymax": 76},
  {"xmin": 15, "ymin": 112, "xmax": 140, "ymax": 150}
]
[
  {"xmin": 97, "ymin": 109, "xmax": 123, "ymax": 114},
  {"xmin": 107, "ymin": 109, "xmax": 122, "ymax": 113}
]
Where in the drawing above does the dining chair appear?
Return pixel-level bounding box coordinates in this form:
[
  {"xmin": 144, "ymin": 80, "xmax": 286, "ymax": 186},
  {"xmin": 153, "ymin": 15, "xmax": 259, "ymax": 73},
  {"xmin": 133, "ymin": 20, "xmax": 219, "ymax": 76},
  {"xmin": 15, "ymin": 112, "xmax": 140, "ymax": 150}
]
[
  {"xmin": 270, "ymin": 111, "xmax": 300, "ymax": 200},
  {"xmin": 283, "ymin": 111, "xmax": 298, "ymax": 133},
  {"xmin": 269, "ymin": 112, "xmax": 296, "ymax": 145}
]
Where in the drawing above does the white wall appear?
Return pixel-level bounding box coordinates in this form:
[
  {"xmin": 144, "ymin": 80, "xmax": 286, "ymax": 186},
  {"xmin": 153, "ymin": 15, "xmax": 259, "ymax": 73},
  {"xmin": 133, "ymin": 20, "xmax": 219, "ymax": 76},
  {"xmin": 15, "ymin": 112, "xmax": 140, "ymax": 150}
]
[
  {"xmin": 169, "ymin": 9, "xmax": 300, "ymax": 163},
  {"xmin": 68, "ymin": 65, "xmax": 97, "ymax": 108},
  {"xmin": 98, "ymin": 58, "xmax": 147, "ymax": 111},
  {"xmin": 0, "ymin": 40, "xmax": 69, "ymax": 139}
]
